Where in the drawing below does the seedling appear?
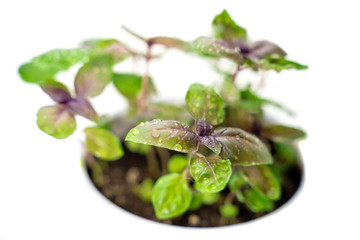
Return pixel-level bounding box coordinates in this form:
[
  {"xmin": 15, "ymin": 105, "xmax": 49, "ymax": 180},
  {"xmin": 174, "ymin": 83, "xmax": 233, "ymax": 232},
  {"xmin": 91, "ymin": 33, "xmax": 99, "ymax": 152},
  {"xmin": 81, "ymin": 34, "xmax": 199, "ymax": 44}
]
[{"xmin": 19, "ymin": 10, "xmax": 307, "ymax": 225}]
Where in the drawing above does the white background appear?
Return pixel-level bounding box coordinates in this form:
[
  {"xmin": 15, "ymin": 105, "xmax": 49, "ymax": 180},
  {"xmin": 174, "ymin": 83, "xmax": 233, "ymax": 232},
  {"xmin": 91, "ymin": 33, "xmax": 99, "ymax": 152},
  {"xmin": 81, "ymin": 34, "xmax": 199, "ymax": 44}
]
[{"xmin": 1, "ymin": 0, "xmax": 359, "ymax": 239}]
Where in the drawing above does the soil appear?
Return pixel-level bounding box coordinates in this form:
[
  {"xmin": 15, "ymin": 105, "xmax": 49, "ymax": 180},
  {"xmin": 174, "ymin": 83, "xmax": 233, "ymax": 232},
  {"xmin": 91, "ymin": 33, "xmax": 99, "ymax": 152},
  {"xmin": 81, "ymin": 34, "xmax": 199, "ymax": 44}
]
[{"xmin": 86, "ymin": 145, "xmax": 303, "ymax": 227}]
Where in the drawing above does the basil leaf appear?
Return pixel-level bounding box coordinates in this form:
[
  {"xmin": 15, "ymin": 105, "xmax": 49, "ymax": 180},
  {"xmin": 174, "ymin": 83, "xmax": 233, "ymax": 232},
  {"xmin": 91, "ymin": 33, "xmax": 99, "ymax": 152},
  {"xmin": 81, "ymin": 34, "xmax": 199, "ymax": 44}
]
[
  {"xmin": 126, "ymin": 119, "xmax": 200, "ymax": 153},
  {"xmin": 212, "ymin": 10, "xmax": 247, "ymax": 41},
  {"xmin": 19, "ymin": 49, "xmax": 89, "ymax": 84},
  {"xmin": 41, "ymin": 81, "xmax": 72, "ymax": 103},
  {"xmin": 75, "ymin": 54, "xmax": 113, "ymax": 97},
  {"xmin": 189, "ymin": 154, "xmax": 232, "ymax": 193},
  {"xmin": 240, "ymin": 165, "xmax": 281, "ymax": 200},
  {"xmin": 151, "ymin": 173, "xmax": 192, "ymax": 219},
  {"xmin": 205, "ymin": 127, "xmax": 272, "ymax": 166},
  {"xmin": 84, "ymin": 127, "xmax": 123, "ymax": 161},
  {"xmin": 186, "ymin": 83, "xmax": 225, "ymax": 126},
  {"xmin": 37, "ymin": 104, "xmax": 76, "ymax": 139}
]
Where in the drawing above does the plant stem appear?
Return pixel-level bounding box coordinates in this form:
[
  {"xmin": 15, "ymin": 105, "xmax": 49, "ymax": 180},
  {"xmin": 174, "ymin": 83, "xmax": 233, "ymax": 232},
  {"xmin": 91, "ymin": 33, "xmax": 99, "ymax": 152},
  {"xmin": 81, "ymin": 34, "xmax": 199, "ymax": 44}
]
[
  {"xmin": 138, "ymin": 44, "xmax": 152, "ymax": 113},
  {"xmin": 146, "ymin": 147, "xmax": 161, "ymax": 179},
  {"xmin": 155, "ymin": 147, "xmax": 171, "ymax": 175},
  {"xmin": 256, "ymin": 70, "xmax": 267, "ymax": 91},
  {"xmin": 231, "ymin": 65, "xmax": 241, "ymax": 83}
]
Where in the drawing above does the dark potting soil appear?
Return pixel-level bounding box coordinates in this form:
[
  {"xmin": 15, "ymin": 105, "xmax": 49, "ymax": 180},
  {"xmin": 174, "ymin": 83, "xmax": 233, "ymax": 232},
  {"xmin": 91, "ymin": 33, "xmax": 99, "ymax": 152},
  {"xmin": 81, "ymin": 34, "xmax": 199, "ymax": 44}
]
[{"xmin": 87, "ymin": 146, "xmax": 303, "ymax": 227}]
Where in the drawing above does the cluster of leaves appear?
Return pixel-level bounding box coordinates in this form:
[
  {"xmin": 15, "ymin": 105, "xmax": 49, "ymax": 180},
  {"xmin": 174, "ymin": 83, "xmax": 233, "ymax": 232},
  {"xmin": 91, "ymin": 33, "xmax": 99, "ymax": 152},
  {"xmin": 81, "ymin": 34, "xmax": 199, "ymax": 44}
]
[
  {"xmin": 125, "ymin": 10, "xmax": 307, "ymax": 220},
  {"xmin": 19, "ymin": 9, "xmax": 307, "ymax": 222},
  {"xmin": 126, "ymin": 82, "xmax": 305, "ymax": 219}
]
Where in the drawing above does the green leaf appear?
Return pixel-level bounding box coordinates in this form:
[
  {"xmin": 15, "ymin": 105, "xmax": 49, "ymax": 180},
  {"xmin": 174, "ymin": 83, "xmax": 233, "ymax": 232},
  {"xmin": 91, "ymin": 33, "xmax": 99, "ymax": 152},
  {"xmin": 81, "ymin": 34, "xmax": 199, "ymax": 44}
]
[
  {"xmin": 240, "ymin": 186, "xmax": 274, "ymax": 212},
  {"xmin": 240, "ymin": 165, "xmax": 281, "ymax": 200},
  {"xmin": 205, "ymin": 127, "xmax": 272, "ymax": 166},
  {"xmin": 133, "ymin": 178, "xmax": 154, "ymax": 203},
  {"xmin": 191, "ymin": 37, "xmax": 243, "ymax": 64},
  {"xmin": 82, "ymin": 39, "xmax": 130, "ymax": 63},
  {"xmin": 186, "ymin": 83, "xmax": 225, "ymax": 126},
  {"xmin": 262, "ymin": 125, "xmax": 306, "ymax": 143},
  {"xmin": 151, "ymin": 173, "xmax": 192, "ymax": 219},
  {"xmin": 19, "ymin": 49, "xmax": 89, "ymax": 84},
  {"xmin": 212, "ymin": 10, "xmax": 247, "ymax": 41},
  {"xmin": 189, "ymin": 154, "xmax": 232, "ymax": 193},
  {"xmin": 84, "ymin": 127, "xmax": 123, "ymax": 161},
  {"xmin": 125, "ymin": 141, "xmax": 152, "ymax": 155},
  {"xmin": 260, "ymin": 56, "xmax": 308, "ymax": 72},
  {"xmin": 75, "ymin": 54, "xmax": 113, "ymax": 97},
  {"xmin": 273, "ymin": 142, "xmax": 298, "ymax": 173},
  {"xmin": 240, "ymin": 88, "xmax": 294, "ymax": 116},
  {"xmin": 228, "ymin": 171, "xmax": 274, "ymax": 212},
  {"xmin": 219, "ymin": 204, "xmax": 239, "ymax": 218},
  {"xmin": 189, "ymin": 191, "xmax": 202, "ymax": 211},
  {"xmin": 148, "ymin": 37, "xmax": 190, "ymax": 51},
  {"xmin": 168, "ymin": 155, "xmax": 188, "ymax": 173},
  {"xmin": 125, "ymin": 119, "xmax": 200, "ymax": 153},
  {"xmin": 36, "ymin": 104, "xmax": 76, "ymax": 139},
  {"xmin": 113, "ymin": 73, "xmax": 157, "ymax": 106},
  {"xmin": 199, "ymin": 191, "xmax": 220, "ymax": 205}
]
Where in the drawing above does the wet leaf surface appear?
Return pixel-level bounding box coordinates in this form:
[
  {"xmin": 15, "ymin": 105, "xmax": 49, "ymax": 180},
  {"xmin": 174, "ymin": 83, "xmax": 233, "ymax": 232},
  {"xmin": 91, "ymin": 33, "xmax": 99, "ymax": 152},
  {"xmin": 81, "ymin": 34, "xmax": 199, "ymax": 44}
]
[
  {"xmin": 189, "ymin": 154, "xmax": 232, "ymax": 193},
  {"xmin": 186, "ymin": 83, "xmax": 225, "ymax": 126},
  {"xmin": 126, "ymin": 119, "xmax": 200, "ymax": 153},
  {"xmin": 151, "ymin": 173, "xmax": 192, "ymax": 219},
  {"xmin": 207, "ymin": 127, "xmax": 272, "ymax": 166}
]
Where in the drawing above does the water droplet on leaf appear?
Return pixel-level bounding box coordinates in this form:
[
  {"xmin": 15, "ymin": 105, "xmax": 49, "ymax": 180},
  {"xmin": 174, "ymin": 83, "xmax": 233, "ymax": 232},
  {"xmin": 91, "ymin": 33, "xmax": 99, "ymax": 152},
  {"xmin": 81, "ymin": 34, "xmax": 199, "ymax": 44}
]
[
  {"xmin": 151, "ymin": 129, "xmax": 160, "ymax": 138},
  {"xmin": 131, "ymin": 129, "xmax": 139, "ymax": 136},
  {"xmin": 173, "ymin": 144, "xmax": 183, "ymax": 151}
]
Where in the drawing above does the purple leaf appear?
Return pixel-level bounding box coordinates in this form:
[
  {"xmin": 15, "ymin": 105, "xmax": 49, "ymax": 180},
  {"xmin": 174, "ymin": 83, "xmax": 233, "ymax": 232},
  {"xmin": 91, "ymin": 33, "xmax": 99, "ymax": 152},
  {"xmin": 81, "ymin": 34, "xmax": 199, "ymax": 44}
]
[
  {"xmin": 248, "ymin": 40, "xmax": 287, "ymax": 59},
  {"xmin": 74, "ymin": 54, "xmax": 113, "ymax": 98},
  {"xmin": 203, "ymin": 127, "xmax": 272, "ymax": 166},
  {"xmin": 126, "ymin": 119, "xmax": 200, "ymax": 153},
  {"xmin": 66, "ymin": 97, "xmax": 97, "ymax": 121},
  {"xmin": 41, "ymin": 81, "xmax": 72, "ymax": 103}
]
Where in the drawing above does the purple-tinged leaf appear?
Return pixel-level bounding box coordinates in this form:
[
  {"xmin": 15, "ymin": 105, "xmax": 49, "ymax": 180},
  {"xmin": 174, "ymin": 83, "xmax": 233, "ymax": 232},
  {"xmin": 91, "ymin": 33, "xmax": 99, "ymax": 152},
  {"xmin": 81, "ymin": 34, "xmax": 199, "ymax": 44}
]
[
  {"xmin": 262, "ymin": 125, "xmax": 306, "ymax": 143},
  {"xmin": 200, "ymin": 136, "xmax": 221, "ymax": 155},
  {"xmin": 82, "ymin": 39, "xmax": 130, "ymax": 63},
  {"xmin": 66, "ymin": 97, "xmax": 97, "ymax": 121},
  {"xmin": 240, "ymin": 165, "xmax": 281, "ymax": 200},
  {"xmin": 125, "ymin": 119, "xmax": 199, "ymax": 153},
  {"xmin": 191, "ymin": 37, "xmax": 243, "ymax": 64},
  {"xmin": 75, "ymin": 54, "xmax": 113, "ymax": 97},
  {"xmin": 186, "ymin": 83, "xmax": 225, "ymax": 126},
  {"xmin": 148, "ymin": 37, "xmax": 190, "ymax": 51},
  {"xmin": 189, "ymin": 153, "xmax": 232, "ymax": 193},
  {"xmin": 196, "ymin": 119, "xmax": 213, "ymax": 137},
  {"xmin": 36, "ymin": 104, "xmax": 76, "ymax": 139},
  {"xmin": 248, "ymin": 40, "xmax": 286, "ymax": 59},
  {"xmin": 204, "ymin": 127, "xmax": 272, "ymax": 166},
  {"xmin": 41, "ymin": 81, "xmax": 72, "ymax": 103}
]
